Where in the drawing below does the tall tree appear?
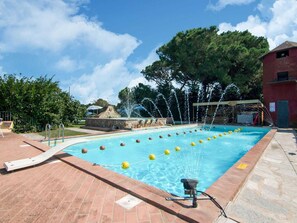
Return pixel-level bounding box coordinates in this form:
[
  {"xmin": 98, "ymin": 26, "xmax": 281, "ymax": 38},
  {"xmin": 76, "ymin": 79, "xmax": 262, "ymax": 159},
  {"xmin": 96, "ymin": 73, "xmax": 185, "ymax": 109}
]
[
  {"xmin": 93, "ymin": 98, "xmax": 109, "ymax": 107},
  {"xmin": 218, "ymin": 30, "xmax": 268, "ymax": 99},
  {"xmin": 0, "ymin": 74, "xmax": 85, "ymax": 132},
  {"xmin": 141, "ymin": 27, "xmax": 269, "ymax": 100}
]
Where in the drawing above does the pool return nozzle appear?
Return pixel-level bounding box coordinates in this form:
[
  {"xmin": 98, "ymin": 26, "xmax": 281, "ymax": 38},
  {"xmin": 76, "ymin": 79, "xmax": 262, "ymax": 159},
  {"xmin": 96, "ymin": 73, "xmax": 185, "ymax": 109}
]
[{"xmin": 165, "ymin": 179, "xmax": 227, "ymax": 218}]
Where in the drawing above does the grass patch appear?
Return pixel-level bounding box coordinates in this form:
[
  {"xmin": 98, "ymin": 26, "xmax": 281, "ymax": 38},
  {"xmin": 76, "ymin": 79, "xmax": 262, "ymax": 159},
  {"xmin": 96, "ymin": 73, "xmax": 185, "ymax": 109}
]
[
  {"xmin": 68, "ymin": 123, "xmax": 85, "ymax": 128},
  {"xmin": 67, "ymin": 120, "xmax": 86, "ymax": 128},
  {"xmin": 38, "ymin": 129, "xmax": 88, "ymax": 138}
]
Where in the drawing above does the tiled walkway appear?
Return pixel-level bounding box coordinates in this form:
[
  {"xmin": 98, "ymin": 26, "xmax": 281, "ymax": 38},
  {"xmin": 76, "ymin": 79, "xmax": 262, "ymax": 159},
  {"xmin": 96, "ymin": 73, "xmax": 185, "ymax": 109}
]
[
  {"xmin": 217, "ymin": 129, "xmax": 297, "ymax": 223},
  {"xmin": 0, "ymin": 127, "xmax": 278, "ymax": 223},
  {"xmin": 0, "ymin": 132, "xmax": 187, "ymax": 223}
]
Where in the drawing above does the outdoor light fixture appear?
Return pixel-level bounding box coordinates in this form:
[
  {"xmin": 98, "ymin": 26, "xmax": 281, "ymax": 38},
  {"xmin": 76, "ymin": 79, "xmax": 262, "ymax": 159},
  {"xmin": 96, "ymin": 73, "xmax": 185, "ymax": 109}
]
[{"xmin": 166, "ymin": 178, "xmax": 227, "ymax": 218}]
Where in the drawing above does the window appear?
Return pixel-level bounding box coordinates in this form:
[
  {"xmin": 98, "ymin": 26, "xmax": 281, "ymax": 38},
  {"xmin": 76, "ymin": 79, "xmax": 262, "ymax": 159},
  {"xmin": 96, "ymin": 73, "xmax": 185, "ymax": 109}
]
[
  {"xmin": 277, "ymin": 71, "xmax": 288, "ymax": 81},
  {"xmin": 276, "ymin": 50, "xmax": 289, "ymax": 58}
]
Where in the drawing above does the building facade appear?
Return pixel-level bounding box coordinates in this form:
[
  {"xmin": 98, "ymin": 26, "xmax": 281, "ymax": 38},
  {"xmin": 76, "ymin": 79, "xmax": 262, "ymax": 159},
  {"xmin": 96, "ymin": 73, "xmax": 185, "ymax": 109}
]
[{"xmin": 262, "ymin": 41, "xmax": 297, "ymax": 127}]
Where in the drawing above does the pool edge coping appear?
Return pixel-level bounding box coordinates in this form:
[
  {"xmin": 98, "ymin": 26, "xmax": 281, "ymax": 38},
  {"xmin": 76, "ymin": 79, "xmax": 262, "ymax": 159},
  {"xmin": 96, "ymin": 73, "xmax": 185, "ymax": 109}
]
[{"xmin": 24, "ymin": 127, "xmax": 277, "ymax": 223}]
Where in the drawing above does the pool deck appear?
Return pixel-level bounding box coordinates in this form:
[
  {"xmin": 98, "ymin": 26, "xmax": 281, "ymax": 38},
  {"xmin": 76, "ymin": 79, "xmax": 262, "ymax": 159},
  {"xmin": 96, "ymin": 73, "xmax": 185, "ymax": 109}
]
[
  {"xmin": 216, "ymin": 129, "xmax": 297, "ymax": 223},
  {"xmin": 0, "ymin": 127, "xmax": 296, "ymax": 222}
]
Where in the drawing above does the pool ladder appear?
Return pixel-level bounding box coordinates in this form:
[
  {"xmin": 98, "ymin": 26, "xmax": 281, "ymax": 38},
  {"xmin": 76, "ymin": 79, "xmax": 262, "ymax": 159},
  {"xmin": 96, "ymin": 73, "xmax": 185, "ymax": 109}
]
[{"xmin": 45, "ymin": 123, "xmax": 65, "ymax": 146}]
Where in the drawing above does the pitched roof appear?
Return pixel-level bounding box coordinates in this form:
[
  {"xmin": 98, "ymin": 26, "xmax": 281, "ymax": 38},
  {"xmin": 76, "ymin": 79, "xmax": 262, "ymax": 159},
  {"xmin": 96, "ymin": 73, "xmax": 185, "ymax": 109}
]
[
  {"xmin": 260, "ymin": 41, "xmax": 297, "ymax": 59},
  {"xmin": 270, "ymin": 41, "xmax": 297, "ymax": 53}
]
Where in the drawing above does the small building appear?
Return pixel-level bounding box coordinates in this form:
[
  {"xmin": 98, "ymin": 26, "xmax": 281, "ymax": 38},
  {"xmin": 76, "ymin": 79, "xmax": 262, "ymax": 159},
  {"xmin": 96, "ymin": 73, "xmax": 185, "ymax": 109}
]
[
  {"xmin": 192, "ymin": 99, "xmax": 268, "ymax": 125},
  {"xmin": 261, "ymin": 41, "xmax": 297, "ymax": 127},
  {"xmin": 96, "ymin": 105, "xmax": 121, "ymax": 119}
]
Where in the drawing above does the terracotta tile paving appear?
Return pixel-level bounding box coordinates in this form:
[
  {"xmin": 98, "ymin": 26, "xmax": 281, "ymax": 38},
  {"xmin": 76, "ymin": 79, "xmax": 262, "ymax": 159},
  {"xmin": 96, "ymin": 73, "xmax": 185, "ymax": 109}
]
[
  {"xmin": 0, "ymin": 129, "xmax": 276, "ymax": 223},
  {"xmin": 0, "ymin": 132, "xmax": 189, "ymax": 223}
]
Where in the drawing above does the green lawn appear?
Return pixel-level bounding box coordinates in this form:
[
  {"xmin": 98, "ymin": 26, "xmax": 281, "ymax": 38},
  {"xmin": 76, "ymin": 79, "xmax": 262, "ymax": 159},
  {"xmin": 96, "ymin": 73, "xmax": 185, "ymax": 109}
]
[
  {"xmin": 67, "ymin": 120, "xmax": 86, "ymax": 128},
  {"xmin": 38, "ymin": 129, "xmax": 88, "ymax": 138},
  {"xmin": 68, "ymin": 124, "xmax": 85, "ymax": 128}
]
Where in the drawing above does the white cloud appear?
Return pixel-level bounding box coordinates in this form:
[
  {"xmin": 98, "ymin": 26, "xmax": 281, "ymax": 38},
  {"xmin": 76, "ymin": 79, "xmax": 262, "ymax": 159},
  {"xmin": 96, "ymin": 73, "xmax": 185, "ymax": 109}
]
[
  {"xmin": 267, "ymin": 0, "xmax": 297, "ymax": 37},
  {"xmin": 0, "ymin": 0, "xmax": 145, "ymax": 104},
  {"xmin": 69, "ymin": 46, "xmax": 160, "ymax": 104},
  {"xmin": 219, "ymin": 15, "xmax": 267, "ymax": 36},
  {"xmin": 133, "ymin": 47, "xmax": 159, "ymax": 72},
  {"xmin": 0, "ymin": 66, "xmax": 4, "ymax": 75},
  {"xmin": 69, "ymin": 59, "xmax": 133, "ymax": 104},
  {"xmin": 55, "ymin": 56, "xmax": 79, "ymax": 72},
  {"xmin": 127, "ymin": 48, "xmax": 159, "ymax": 89},
  {"xmin": 128, "ymin": 77, "xmax": 149, "ymax": 88},
  {"xmin": 218, "ymin": 0, "xmax": 297, "ymax": 49},
  {"xmin": 208, "ymin": 0, "xmax": 256, "ymax": 11},
  {"xmin": 0, "ymin": 0, "xmax": 140, "ymax": 59}
]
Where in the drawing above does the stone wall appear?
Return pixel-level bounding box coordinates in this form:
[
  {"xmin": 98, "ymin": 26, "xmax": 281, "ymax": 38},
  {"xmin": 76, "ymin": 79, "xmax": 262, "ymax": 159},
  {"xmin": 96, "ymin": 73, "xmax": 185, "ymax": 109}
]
[{"xmin": 85, "ymin": 118, "xmax": 167, "ymax": 130}]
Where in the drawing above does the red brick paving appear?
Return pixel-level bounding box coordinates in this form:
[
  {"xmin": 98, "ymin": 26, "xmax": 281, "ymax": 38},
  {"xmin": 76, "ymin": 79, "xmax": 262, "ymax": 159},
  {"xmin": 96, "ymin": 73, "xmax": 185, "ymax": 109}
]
[
  {"xmin": 0, "ymin": 129, "xmax": 276, "ymax": 223},
  {"xmin": 0, "ymin": 133, "xmax": 189, "ymax": 223}
]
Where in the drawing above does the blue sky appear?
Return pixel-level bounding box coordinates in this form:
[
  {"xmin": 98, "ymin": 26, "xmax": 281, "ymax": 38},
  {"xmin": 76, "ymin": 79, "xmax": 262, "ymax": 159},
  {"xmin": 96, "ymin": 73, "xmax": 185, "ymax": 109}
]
[{"xmin": 0, "ymin": 0, "xmax": 296, "ymax": 104}]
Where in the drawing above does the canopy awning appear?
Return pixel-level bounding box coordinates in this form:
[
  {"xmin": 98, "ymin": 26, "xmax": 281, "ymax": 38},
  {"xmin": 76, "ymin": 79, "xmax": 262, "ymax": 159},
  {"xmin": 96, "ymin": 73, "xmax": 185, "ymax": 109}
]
[
  {"xmin": 87, "ymin": 105, "xmax": 103, "ymax": 111},
  {"xmin": 193, "ymin": 99, "xmax": 263, "ymax": 107}
]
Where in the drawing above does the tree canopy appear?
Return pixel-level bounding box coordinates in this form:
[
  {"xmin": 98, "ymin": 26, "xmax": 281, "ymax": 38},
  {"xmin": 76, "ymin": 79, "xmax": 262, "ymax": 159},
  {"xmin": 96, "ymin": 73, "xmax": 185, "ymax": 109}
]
[
  {"xmin": 141, "ymin": 26, "xmax": 269, "ymax": 100},
  {"xmin": 0, "ymin": 74, "xmax": 85, "ymax": 132},
  {"xmin": 115, "ymin": 27, "xmax": 270, "ymax": 122},
  {"xmin": 93, "ymin": 98, "xmax": 109, "ymax": 108}
]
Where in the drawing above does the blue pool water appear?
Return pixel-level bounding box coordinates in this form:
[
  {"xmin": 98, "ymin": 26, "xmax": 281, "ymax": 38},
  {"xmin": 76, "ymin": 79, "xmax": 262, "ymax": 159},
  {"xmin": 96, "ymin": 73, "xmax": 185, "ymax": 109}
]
[{"xmin": 63, "ymin": 125, "xmax": 269, "ymax": 196}]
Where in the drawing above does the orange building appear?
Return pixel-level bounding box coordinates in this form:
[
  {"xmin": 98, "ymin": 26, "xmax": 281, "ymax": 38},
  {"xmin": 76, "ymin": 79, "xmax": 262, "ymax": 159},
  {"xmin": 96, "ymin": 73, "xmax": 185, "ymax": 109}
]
[{"xmin": 261, "ymin": 41, "xmax": 297, "ymax": 127}]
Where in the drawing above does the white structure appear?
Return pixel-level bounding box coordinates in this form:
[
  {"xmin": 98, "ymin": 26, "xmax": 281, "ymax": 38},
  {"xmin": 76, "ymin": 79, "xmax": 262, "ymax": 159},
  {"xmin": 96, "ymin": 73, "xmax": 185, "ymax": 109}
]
[{"xmin": 4, "ymin": 138, "xmax": 87, "ymax": 171}]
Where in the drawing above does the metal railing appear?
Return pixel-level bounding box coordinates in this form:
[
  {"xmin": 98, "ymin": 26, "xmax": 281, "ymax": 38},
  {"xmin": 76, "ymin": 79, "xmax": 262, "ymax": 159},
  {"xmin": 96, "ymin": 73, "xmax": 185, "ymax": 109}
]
[
  {"xmin": 45, "ymin": 123, "xmax": 65, "ymax": 147},
  {"xmin": 0, "ymin": 111, "xmax": 12, "ymax": 121},
  {"xmin": 58, "ymin": 123, "xmax": 65, "ymax": 143},
  {"xmin": 45, "ymin": 124, "xmax": 51, "ymax": 146}
]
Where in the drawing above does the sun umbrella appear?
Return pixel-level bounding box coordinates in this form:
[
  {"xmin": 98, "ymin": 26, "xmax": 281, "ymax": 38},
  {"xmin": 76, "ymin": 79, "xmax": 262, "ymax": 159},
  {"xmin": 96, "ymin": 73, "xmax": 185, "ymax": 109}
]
[{"xmin": 87, "ymin": 105, "xmax": 103, "ymax": 111}]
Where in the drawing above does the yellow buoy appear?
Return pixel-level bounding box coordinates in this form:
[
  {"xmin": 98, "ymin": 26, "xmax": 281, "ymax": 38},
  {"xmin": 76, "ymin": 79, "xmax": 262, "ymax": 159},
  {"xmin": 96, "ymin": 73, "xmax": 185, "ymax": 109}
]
[
  {"xmin": 213, "ymin": 136, "xmax": 217, "ymax": 139},
  {"xmin": 207, "ymin": 137, "xmax": 211, "ymax": 141},
  {"xmin": 175, "ymin": 146, "xmax": 181, "ymax": 151},
  {"xmin": 191, "ymin": 142, "xmax": 196, "ymax": 146},
  {"xmin": 122, "ymin": 161, "xmax": 130, "ymax": 169},
  {"xmin": 164, "ymin": 149, "xmax": 170, "ymax": 155},
  {"xmin": 199, "ymin": 139, "xmax": 203, "ymax": 143},
  {"xmin": 223, "ymin": 132, "xmax": 227, "ymax": 135},
  {"xmin": 149, "ymin": 154, "xmax": 156, "ymax": 160},
  {"xmin": 219, "ymin": 134, "xmax": 222, "ymax": 137}
]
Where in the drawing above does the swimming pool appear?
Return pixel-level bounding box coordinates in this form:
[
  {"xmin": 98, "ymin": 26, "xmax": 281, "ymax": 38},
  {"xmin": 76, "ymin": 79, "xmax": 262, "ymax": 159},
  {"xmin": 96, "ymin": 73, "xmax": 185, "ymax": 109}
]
[{"xmin": 63, "ymin": 125, "xmax": 270, "ymax": 196}]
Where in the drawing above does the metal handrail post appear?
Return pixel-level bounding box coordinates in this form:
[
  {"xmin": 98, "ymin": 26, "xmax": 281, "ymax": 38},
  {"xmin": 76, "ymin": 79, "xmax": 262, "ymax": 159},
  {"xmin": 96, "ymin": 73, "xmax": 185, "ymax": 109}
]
[
  {"xmin": 59, "ymin": 123, "xmax": 65, "ymax": 142},
  {"xmin": 45, "ymin": 124, "xmax": 51, "ymax": 146}
]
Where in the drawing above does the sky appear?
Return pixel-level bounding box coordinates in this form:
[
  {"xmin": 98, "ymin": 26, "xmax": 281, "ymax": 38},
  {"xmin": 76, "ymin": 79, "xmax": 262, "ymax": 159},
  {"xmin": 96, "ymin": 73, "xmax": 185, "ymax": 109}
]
[{"xmin": 0, "ymin": 0, "xmax": 297, "ymax": 105}]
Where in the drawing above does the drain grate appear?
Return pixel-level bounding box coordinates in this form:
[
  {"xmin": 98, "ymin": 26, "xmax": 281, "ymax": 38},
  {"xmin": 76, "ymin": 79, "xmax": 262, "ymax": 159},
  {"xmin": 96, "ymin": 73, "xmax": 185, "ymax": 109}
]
[{"xmin": 116, "ymin": 194, "xmax": 142, "ymax": 210}]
